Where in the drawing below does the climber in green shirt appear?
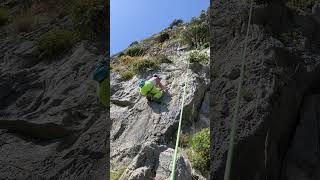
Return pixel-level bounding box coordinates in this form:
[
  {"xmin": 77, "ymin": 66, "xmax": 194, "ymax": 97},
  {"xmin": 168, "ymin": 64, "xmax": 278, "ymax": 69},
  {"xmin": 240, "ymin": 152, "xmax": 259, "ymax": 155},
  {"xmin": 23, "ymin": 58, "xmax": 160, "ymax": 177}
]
[{"xmin": 138, "ymin": 74, "xmax": 167, "ymax": 102}]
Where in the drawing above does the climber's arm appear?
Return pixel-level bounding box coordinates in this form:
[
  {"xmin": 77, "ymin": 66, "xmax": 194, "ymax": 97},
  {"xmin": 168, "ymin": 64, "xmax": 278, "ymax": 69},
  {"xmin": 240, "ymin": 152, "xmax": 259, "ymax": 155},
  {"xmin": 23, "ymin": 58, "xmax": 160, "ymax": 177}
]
[{"xmin": 158, "ymin": 82, "xmax": 167, "ymax": 91}]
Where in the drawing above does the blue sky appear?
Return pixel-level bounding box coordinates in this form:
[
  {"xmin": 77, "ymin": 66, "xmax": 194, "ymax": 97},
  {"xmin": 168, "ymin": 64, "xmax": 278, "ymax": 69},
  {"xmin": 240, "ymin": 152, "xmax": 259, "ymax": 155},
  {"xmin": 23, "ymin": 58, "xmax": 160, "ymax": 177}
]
[{"xmin": 111, "ymin": 0, "xmax": 209, "ymax": 55}]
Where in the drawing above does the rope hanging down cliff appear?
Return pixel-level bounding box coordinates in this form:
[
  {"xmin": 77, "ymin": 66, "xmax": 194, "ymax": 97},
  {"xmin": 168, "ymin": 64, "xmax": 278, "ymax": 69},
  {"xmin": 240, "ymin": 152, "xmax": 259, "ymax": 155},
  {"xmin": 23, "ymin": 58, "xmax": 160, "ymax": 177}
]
[
  {"xmin": 224, "ymin": 0, "xmax": 254, "ymax": 180},
  {"xmin": 169, "ymin": 41, "xmax": 190, "ymax": 180}
]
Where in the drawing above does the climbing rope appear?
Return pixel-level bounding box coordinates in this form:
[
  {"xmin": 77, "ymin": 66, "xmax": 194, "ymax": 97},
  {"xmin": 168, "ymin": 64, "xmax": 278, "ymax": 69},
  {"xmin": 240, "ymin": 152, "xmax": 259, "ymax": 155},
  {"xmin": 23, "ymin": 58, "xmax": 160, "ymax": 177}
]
[
  {"xmin": 169, "ymin": 42, "xmax": 189, "ymax": 180},
  {"xmin": 223, "ymin": 1, "xmax": 254, "ymax": 180}
]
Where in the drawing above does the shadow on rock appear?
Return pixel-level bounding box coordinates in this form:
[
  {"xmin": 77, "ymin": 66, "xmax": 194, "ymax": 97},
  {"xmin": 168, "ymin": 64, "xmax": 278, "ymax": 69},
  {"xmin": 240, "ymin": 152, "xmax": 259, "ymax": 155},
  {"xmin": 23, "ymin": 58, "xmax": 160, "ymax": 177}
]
[{"xmin": 147, "ymin": 91, "xmax": 172, "ymax": 114}]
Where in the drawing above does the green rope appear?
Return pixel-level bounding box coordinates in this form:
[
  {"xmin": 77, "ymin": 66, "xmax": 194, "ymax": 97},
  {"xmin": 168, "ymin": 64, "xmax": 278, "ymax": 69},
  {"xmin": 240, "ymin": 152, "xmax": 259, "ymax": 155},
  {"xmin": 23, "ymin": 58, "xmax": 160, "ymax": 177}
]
[
  {"xmin": 169, "ymin": 61, "xmax": 190, "ymax": 180},
  {"xmin": 223, "ymin": 1, "xmax": 253, "ymax": 180}
]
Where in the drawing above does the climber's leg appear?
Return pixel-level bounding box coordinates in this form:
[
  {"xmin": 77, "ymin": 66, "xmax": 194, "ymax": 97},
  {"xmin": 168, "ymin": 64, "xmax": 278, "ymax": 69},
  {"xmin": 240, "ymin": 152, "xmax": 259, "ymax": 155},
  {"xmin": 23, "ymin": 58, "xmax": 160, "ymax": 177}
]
[
  {"xmin": 97, "ymin": 77, "xmax": 109, "ymax": 107},
  {"xmin": 152, "ymin": 88, "xmax": 163, "ymax": 100}
]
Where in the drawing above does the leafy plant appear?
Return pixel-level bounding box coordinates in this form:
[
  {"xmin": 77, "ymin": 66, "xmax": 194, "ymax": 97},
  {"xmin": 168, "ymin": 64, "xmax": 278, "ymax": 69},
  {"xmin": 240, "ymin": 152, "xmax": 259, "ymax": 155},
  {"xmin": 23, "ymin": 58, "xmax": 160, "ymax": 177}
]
[
  {"xmin": 120, "ymin": 70, "xmax": 135, "ymax": 80},
  {"xmin": 279, "ymin": 31, "xmax": 305, "ymax": 49},
  {"xmin": 286, "ymin": 0, "xmax": 316, "ymax": 11},
  {"xmin": 187, "ymin": 50, "xmax": 209, "ymax": 64},
  {"xmin": 37, "ymin": 29, "xmax": 77, "ymax": 57},
  {"xmin": 188, "ymin": 128, "xmax": 210, "ymax": 174},
  {"xmin": 117, "ymin": 51, "xmax": 125, "ymax": 57},
  {"xmin": 158, "ymin": 32, "xmax": 170, "ymax": 43},
  {"xmin": 0, "ymin": 8, "xmax": 9, "ymax": 26},
  {"xmin": 111, "ymin": 168, "xmax": 126, "ymax": 180},
  {"xmin": 129, "ymin": 41, "xmax": 139, "ymax": 47},
  {"xmin": 181, "ymin": 19, "xmax": 209, "ymax": 48},
  {"xmin": 126, "ymin": 45, "xmax": 145, "ymax": 57},
  {"xmin": 169, "ymin": 19, "xmax": 183, "ymax": 28},
  {"xmin": 71, "ymin": 0, "xmax": 104, "ymax": 38},
  {"xmin": 132, "ymin": 59, "xmax": 160, "ymax": 73}
]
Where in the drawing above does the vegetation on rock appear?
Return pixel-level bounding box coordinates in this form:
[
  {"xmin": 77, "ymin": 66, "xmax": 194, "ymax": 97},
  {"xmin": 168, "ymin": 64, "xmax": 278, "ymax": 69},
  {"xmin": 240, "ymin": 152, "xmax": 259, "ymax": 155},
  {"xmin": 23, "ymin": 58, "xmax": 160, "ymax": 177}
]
[
  {"xmin": 169, "ymin": 19, "xmax": 183, "ymax": 28},
  {"xmin": 187, "ymin": 128, "xmax": 210, "ymax": 174},
  {"xmin": 0, "ymin": 8, "xmax": 9, "ymax": 26},
  {"xmin": 125, "ymin": 45, "xmax": 145, "ymax": 57},
  {"xmin": 37, "ymin": 29, "xmax": 77, "ymax": 57},
  {"xmin": 110, "ymin": 168, "xmax": 126, "ymax": 180},
  {"xmin": 129, "ymin": 41, "xmax": 139, "ymax": 47},
  {"xmin": 119, "ymin": 70, "xmax": 135, "ymax": 80},
  {"xmin": 71, "ymin": 0, "xmax": 104, "ymax": 38},
  {"xmin": 187, "ymin": 50, "xmax": 209, "ymax": 64},
  {"xmin": 158, "ymin": 32, "xmax": 170, "ymax": 43},
  {"xmin": 132, "ymin": 58, "xmax": 160, "ymax": 73},
  {"xmin": 181, "ymin": 11, "xmax": 209, "ymax": 48},
  {"xmin": 286, "ymin": 0, "xmax": 316, "ymax": 11}
]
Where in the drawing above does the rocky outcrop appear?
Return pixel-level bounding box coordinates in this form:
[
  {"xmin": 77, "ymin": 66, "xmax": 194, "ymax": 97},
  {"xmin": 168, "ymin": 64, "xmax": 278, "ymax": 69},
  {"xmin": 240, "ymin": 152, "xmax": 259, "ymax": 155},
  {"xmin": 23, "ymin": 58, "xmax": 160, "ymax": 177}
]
[
  {"xmin": 209, "ymin": 0, "xmax": 320, "ymax": 179},
  {"xmin": 0, "ymin": 42, "xmax": 108, "ymax": 179},
  {"xmin": 284, "ymin": 94, "xmax": 320, "ymax": 180},
  {"xmin": 111, "ymin": 44, "xmax": 210, "ymax": 177}
]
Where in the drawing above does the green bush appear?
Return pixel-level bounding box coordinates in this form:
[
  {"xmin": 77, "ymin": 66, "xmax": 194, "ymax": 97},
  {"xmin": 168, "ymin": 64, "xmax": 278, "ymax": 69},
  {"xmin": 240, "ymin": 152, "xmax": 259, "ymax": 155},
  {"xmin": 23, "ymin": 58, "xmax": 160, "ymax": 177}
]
[
  {"xmin": 111, "ymin": 168, "xmax": 126, "ymax": 180},
  {"xmin": 158, "ymin": 32, "xmax": 170, "ymax": 43},
  {"xmin": 120, "ymin": 70, "xmax": 135, "ymax": 80},
  {"xmin": 129, "ymin": 41, "xmax": 139, "ymax": 47},
  {"xmin": 181, "ymin": 19, "xmax": 209, "ymax": 48},
  {"xmin": 202, "ymin": 42, "xmax": 210, "ymax": 49},
  {"xmin": 117, "ymin": 51, "xmax": 125, "ymax": 57},
  {"xmin": 132, "ymin": 59, "xmax": 159, "ymax": 73},
  {"xmin": 187, "ymin": 50, "xmax": 209, "ymax": 64},
  {"xmin": 0, "ymin": 8, "xmax": 9, "ymax": 26},
  {"xmin": 126, "ymin": 45, "xmax": 145, "ymax": 57},
  {"xmin": 71, "ymin": 0, "xmax": 104, "ymax": 38},
  {"xmin": 169, "ymin": 19, "xmax": 183, "ymax": 28},
  {"xmin": 37, "ymin": 29, "xmax": 76, "ymax": 57},
  {"xmin": 188, "ymin": 128, "xmax": 210, "ymax": 173},
  {"xmin": 286, "ymin": 0, "xmax": 316, "ymax": 11}
]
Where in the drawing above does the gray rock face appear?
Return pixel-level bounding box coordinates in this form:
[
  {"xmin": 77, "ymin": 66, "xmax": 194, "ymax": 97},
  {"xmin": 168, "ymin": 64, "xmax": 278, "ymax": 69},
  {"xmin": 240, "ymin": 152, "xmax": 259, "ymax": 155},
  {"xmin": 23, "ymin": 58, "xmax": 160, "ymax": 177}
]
[
  {"xmin": 111, "ymin": 47, "xmax": 209, "ymax": 178},
  {"xmin": 156, "ymin": 148, "xmax": 192, "ymax": 180},
  {"xmin": 284, "ymin": 95, "xmax": 320, "ymax": 180},
  {"xmin": 14, "ymin": 41, "xmax": 36, "ymax": 57},
  {"xmin": 209, "ymin": 0, "xmax": 320, "ymax": 179},
  {"xmin": 0, "ymin": 42, "xmax": 108, "ymax": 179}
]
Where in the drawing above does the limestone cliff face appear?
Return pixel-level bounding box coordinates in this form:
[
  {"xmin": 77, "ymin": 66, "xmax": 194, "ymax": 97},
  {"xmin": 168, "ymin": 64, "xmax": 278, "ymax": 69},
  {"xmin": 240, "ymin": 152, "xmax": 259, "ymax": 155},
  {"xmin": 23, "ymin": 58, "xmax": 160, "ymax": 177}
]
[
  {"xmin": 209, "ymin": 0, "xmax": 320, "ymax": 179},
  {"xmin": 0, "ymin": 0, "xmax": 108, "ymax": 179},
  {"xmin": 110, "ymin": 14, "xmax": 210, "ymax": 179}
]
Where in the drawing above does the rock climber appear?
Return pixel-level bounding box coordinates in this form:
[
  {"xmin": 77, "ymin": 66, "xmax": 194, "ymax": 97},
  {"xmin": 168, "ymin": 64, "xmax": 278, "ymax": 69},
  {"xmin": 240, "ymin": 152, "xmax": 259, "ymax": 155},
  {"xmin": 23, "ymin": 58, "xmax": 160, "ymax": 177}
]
[
  {"xmin": 138, "ymin": 74, "xmax": 167, "ymax": 102},
  {"xmin": 92, "ymin": 56, "xmax": 109, "ymax": 107}
]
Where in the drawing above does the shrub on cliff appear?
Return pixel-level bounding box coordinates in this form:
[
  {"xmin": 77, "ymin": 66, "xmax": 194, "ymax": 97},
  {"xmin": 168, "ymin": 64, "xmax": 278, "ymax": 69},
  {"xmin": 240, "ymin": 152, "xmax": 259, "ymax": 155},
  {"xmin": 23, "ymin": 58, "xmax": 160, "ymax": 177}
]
[
  {"xmin": 158, "ymin": 32, "xmax": 170, "ymax": 43},
  {"xmin": 169, "ymin": 19, "xmax": 183, "ymax": 28},
  {"xmin": 286, "ymin": 0, "xmax": 316, "ymax": 11},
  {"xmin": 181, "ymin": 17, "xmax": 209, "ymax": 48},
  {"xmin": 188, "ymin": 128, "xmax": 210, "ymax": 174},
  {"xmin": 187, "ymin": 50, "xmax": 209, "ymax": 64},
  {"xmin": 126, "ymin": 45, "xmax": 145, "ymax": 57},
  {"xmin": 37, "ymin": 29, "xmax": 77, "ymax": 57},
  {"xmin": 71, "ymin": 0, "xmax": 104, "ymax": 38},
  {"xmin": 0, "ymin": 8, "xmax": 9, "ymax": 26}
]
